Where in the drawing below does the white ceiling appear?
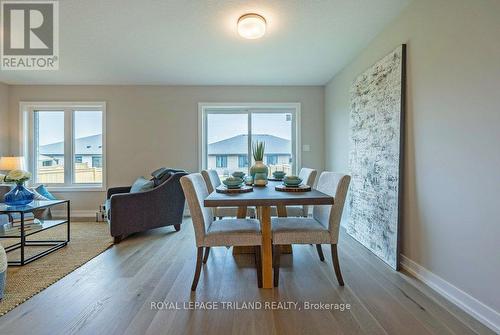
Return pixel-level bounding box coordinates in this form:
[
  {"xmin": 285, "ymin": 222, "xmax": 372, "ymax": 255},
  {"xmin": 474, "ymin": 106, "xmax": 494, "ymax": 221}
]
[{"xmin": 0, "ymin": 0, "xmax": 411, "ymax": 85}]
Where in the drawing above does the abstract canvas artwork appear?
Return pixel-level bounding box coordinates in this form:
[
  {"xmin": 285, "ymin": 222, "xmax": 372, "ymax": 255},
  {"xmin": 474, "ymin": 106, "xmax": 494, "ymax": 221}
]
[{"xmin": 347, "ymin": 44, "xmax": 406, "ymax": 270}]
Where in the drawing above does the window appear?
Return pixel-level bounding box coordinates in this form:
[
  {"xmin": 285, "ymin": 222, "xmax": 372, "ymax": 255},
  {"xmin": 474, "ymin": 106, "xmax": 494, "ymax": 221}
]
[
  {"xmin": 34, "ymin": 111, "xmax": 65, "ymax": 184},
  {"xmin": 73, "ymin": 110, "xmax": 103, "ymax": 184},
  {"xmin": 21, "ymin": 102, "xmax": 106, "ymax": 191},
  {"xmin": 200, "ymin": 103, "xmax": 300, "ymax": 177},
  {"xmin": 266, "ymin": 154, "xmax": 278, "ymax": 165},
  {"xmin": 238, "ymin": 155, "xmax": 248, "ymax": 168},
  {"xmin": 216, "ymin": 155, "xmax": 227, "ymax": 168}
]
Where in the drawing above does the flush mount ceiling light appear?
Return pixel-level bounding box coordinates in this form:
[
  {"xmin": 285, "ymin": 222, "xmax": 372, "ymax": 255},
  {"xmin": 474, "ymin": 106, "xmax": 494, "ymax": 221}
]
[{"xmin": 237, "ymin": 13, "xmax": 266, "ymax": 39}]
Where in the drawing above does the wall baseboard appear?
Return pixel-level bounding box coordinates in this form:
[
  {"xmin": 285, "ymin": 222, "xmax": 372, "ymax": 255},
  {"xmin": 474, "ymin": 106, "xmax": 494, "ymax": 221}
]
[
  {"xmin": 51, "ymin": 209, "xmax": 97, "ymax": 219},
  {"xmin": 400, "ymin": 255, "xmax": 500, "ymax": 333},
  {"xmin": 53, "ymin": 208, "xmax": 191, "ymax": 219}
]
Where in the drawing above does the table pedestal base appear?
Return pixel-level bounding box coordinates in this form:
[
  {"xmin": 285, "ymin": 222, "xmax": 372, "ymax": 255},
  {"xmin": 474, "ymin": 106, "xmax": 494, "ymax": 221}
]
[{"xmin": 233, "ymin": 245, "xmax": 292, "ymax": 254}]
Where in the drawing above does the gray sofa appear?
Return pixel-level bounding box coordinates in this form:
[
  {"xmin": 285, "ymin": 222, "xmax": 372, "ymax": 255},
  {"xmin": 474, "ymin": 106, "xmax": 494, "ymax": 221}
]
[{"xmin": 106, "ymin": 169, "xmax": 188, "ymax": 243}]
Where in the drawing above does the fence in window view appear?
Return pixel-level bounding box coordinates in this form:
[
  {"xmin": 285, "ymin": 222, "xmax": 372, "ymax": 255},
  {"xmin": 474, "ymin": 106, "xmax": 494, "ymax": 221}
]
[{"xmin": 37, "ymin": 163, "xmax": 102, "ymax": 184}]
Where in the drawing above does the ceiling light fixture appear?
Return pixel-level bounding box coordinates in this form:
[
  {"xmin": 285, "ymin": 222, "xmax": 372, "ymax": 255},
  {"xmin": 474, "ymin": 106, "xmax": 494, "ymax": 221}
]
[{"xmin": 237, "ymin": 13, "xmax": 266, "ymax": 39}]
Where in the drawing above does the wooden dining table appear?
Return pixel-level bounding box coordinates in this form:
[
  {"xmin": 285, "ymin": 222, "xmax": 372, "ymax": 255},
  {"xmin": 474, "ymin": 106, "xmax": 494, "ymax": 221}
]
[{"xmin": 204, "ymin": 180, "xmax": 334, "ymax": 289}]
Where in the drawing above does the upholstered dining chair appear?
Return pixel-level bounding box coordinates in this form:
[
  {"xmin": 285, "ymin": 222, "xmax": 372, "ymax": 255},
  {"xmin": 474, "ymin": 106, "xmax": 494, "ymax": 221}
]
[
  {"xmin": 180, "ymin": 173, "xmax": 262, "ymax": 290},
  {"xmin": 271, "ymin": 167, "xmax": 317, "ymax": 217},
  {"xmin": 271, "ymin": 172, "xmax": 351, "ymax": 287},
  {"xmin": 201, "ymin": 170, "xmax": 256, "ymax": 219}
]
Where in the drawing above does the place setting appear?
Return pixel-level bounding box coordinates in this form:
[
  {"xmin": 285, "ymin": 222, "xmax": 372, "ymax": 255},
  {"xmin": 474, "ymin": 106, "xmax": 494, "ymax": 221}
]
[
  {"xmin": 267, "ymin": 170, "xmax": 286, "ymax": 181},
  {"xmin": 275, "ymin": 175, "xmax": 311, "ymax": 192},
  {"xmin": 215, "ymin": 172, "xmax": 253, "ymax": 193}
]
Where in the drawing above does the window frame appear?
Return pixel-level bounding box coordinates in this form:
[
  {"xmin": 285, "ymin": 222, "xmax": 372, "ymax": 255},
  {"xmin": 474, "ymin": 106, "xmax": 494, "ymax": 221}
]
[
  {"xmin": 19, "ymin": 101, "xmax": 107, "ymax": 192},
  {"xmin": 198, "ymin": 102, "xmax": 301, "ymax": 174}
]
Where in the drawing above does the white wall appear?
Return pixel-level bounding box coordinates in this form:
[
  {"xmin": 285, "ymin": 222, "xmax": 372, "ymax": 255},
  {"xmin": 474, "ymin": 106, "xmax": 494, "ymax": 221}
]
[
  {"xmin": 8, "ymin": 85, "xmax": 324, "ymax": 211},
  {"xmin": 0, "ymin": 83, "xmax": 9, "ymax": 156},
  {"xmin": 325, "ymin": 0, "xmax": 500, "ymax": 328}
]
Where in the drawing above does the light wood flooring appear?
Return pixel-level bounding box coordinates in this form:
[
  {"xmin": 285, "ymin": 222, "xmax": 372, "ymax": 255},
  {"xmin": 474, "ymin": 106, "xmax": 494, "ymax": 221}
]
[{"xmin": 0, "ymin": 219, "xmax": 495, "ymax": 335}]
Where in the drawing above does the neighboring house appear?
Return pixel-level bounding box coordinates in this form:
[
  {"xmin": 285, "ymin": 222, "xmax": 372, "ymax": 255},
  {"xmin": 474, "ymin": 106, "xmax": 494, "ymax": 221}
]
[
  {"xmin": 38, "ymin": 134, "xmax": 103, "ymax": 168},
  {"xmin": 208, "ymin": 134, "xmax": 291, "ymax": 175}
]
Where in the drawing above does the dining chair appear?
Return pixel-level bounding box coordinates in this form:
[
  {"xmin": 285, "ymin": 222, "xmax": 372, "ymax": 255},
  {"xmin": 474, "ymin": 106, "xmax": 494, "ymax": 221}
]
[
  {"xmin": 271, "ymin": 172, "xmax": 351, "ymax": 287},
  {"xmin": 271, "ymin": 167, "xmax": 317, "ymax": 217},
  {"xmin": 180, "ymin": 173, "xmax": 262, "ymax": 290},
  {"xmin": 201, "ymin": 169, "xmax": 256, "ymax": 219}
]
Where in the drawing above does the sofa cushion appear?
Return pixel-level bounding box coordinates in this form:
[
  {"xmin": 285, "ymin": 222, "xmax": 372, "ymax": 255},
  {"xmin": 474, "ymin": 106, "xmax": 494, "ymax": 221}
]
[{"xmin": 130, "ymin": 177, "xmax": 154, "ymax": 193}]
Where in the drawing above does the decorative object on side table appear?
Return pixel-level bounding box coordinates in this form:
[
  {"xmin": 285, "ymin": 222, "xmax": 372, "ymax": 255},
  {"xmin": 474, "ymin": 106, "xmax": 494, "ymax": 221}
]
[
  {"xmin": 1, "ymin": 170, "xmax": 34, "ymax": 206},
  {"xmin": 250, "ymin": 141, "xmax": 268, "ymax": 186}
]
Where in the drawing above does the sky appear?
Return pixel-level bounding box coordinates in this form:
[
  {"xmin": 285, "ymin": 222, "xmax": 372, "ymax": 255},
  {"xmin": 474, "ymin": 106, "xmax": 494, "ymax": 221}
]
[
  {"xmin": 207, "ymin": 113, "xmax": 292, "ymax": 144},
  {"xmin": 37, "ymin": 111, "xmax": 102, "ymax": 145}
]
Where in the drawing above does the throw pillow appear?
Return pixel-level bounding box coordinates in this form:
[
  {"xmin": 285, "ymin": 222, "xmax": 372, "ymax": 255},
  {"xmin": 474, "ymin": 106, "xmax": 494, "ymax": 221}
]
[
  {"xmin": 35, "ymin": 185, "xmax": 57, "ymax": 200},
  {"xmin": 151, "ymin": 167, "xmax": 168, "ymax": 180},
  {"xmin": 30, "ymin": 188, "xmax": 51, "ymax": 201},
  {"xmin": 130, "ymin": 177, "xmax": 154, "ymax": 193}
]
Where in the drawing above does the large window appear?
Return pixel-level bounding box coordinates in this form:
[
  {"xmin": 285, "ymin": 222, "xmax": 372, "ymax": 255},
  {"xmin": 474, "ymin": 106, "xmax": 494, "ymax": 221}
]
[
  {"xmin": 200, "ymin": 103, "xmax": 300, "ymax": 178},
  {"xmin": 21, "ymin": 102, "xmax": 106, "ymax": 191}
]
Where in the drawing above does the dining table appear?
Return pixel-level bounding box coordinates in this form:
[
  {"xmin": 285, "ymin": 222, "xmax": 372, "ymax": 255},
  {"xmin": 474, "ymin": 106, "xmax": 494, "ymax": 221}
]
[{"xmin": 204, "ymin": 180, "xmax": 334, "ymax": 289}]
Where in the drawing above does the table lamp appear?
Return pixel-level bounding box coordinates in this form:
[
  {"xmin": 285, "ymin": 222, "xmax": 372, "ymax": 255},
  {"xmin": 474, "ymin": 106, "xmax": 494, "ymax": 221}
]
[{"xmin": 0, "ymin": 156, "xmax": 25, "ymax": 173}]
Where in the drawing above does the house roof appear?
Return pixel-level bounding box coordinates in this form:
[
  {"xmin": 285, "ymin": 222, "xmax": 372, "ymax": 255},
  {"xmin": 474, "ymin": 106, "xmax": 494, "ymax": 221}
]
[
  {"xmin": 208, "ymin": 134, "xmax": 291, "ymax": 155},
  {"xmin": 39, "ymin": 134, "xmax": 102, "ymax": 156}
]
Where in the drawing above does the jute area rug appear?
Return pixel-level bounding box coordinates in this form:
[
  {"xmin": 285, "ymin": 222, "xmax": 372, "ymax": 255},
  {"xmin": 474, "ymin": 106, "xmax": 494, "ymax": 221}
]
[{"xmin": 0, "ymin": 221, "xmax": 113, "ymax": 315}]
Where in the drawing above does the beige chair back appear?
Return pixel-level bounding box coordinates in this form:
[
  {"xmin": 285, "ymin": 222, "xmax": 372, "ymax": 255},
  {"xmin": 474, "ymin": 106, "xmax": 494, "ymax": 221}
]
[
  {"xmin": 180, "ymin": 173, "xmax": 214, "ymax": 246},
  {"xmin": 312, "ymin": 172, "xmax": 351, "ymax": 243},
  {"xmin": 201, "ymin": 169, "xmax": 221, "ymax": 194},
  {"xmin": 299, "ymin": 167, "xmax": 317, "ymax": 187},
  {"xmin": 299, "ymin": 167, "xmax": 318, "ymax": 215}
]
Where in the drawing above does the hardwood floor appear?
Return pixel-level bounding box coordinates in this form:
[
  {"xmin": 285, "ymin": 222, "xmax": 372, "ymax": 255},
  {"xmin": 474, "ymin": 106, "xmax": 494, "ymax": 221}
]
[{"xmin": 0, "ymin": 219, "xmax": 494, "ymax": 335}]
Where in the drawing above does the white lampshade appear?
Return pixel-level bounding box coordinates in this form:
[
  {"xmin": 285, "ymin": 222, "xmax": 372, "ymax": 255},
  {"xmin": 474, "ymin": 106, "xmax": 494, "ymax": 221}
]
[
  {"xmin": 237, "ymin": 14, "xmax": 266, "ymax": 39},
  {"xmin": 0, "ymin": 156, "xmax": 25, "ymax": 171}
]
